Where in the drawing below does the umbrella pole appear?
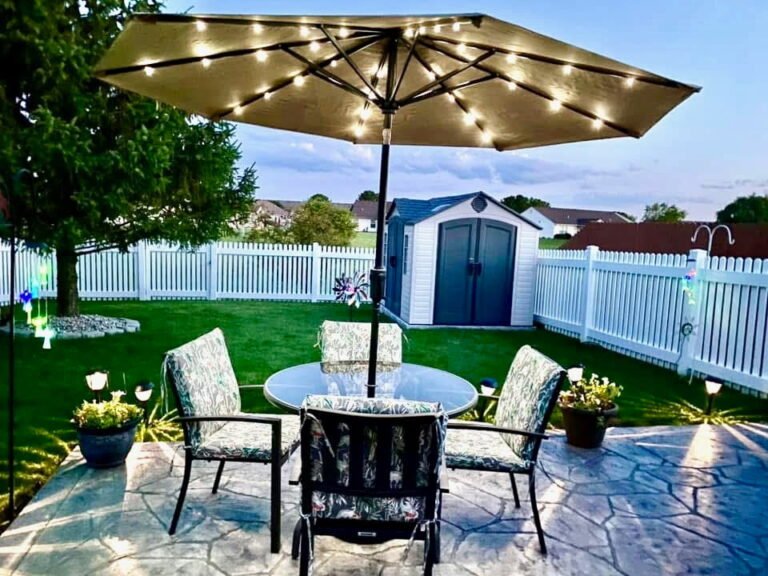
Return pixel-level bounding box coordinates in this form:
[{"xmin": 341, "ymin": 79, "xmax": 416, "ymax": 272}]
[
  {"xmin": 367, "ymin": 112, "xmax": 394, "ymax": 398},
  {"xmin": 5, "ymin": 179, "xmax": 16, "ymax": 520}
]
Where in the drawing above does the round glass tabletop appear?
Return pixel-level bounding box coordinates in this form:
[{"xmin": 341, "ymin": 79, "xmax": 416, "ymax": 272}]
[{"xmin": 264, "ymin": 362, "xmax": 478, "ymax": 417}]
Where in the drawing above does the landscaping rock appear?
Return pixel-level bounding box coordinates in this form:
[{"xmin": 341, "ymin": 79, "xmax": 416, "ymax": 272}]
[{"xmin": 0, "ymin": 314, "xmax": 140, "ymax": 340}]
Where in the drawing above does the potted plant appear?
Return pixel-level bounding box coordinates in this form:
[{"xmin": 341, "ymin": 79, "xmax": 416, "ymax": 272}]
[
  {"xmin": 73, "ymin": 391, "xmax": 143, "ymax": 468},
  {"xmin": 559, "ymin": 373, "xmax": 622, "ymax": 448}
]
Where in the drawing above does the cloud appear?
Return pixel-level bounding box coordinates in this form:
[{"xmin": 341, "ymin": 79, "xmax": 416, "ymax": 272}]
[{"xmin": 701, "ymin": 178, "xmax": 768, "ymax": 190}]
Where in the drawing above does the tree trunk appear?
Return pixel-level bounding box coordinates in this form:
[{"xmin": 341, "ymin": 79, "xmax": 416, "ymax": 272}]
[{"xmin": 56, "ymin": 247, "xmax": 80, "ymax": 317}]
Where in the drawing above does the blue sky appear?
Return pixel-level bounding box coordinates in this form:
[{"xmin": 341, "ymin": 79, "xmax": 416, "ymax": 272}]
[{"xmin": 163, "ymin": 0, "xmax": 768, "ymax": 220}]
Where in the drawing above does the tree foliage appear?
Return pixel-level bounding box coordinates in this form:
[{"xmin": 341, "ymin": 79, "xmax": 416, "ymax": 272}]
[
  {"xmin": 357, "ymin": 190, "xmax": 379, "ymax": 201},
  {"xmin": 308, "ymin": 193, "xmax": 330, "ymax": 202},
  {"xmin": 0, "ymin": 0, "xmax": 256, "ymax": 315},
  {"xmin": 501, "ymin": 194, "xmax": 550, "ymax": 213},
  {"xmin": 245, "ymin": 211, "xmax": 294, "ymax": 244},
  {"xmin": 716, "ymin": 194, "xmax": 768, "ymax": 224},
  {"xmin": 290, "ymin": 196, "xmax": 356, "ymax": 246},
  {"xmin": 617, "ymin": 211, "xmax": 637, "ymax": 222},
  {"xmin": 642, "ymin": 203, "xmax": 687, "ymax": 223}
]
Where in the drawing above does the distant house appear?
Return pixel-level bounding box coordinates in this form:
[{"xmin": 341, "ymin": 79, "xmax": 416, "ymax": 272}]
[
  {"xmin": 351, "ymin": 200, "xmax": 391, "ymax": 232},
  {"xmin": 522, "ymin": 207, "xmax": 632, "ymax": 238},
  {"xmin": 564, "ymin": 222, "xmax": 768, "ymax": 258},
  {"xmin": 253, "ymin": 200, "xmax": 290, "ymax": 227}
]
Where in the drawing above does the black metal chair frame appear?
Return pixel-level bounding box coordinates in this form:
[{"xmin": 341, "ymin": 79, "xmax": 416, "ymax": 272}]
[
  {"xmin": 293, "ymin": 406, "xmax": 446, "ymax": 576},
  {"xmin": 447, "ymin": 370, "xmax": 566, "ymax": 554},
  {"xmin": 166, "ymin": 379, "xmax": 295, "ymax": 554}
]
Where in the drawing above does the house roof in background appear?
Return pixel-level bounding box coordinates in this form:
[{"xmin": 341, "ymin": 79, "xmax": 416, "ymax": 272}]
[
  {"xmin": 253, "ymin": 199, "xmax": 289, "ymax": 218},
  {"xmin": 351, "ymin": 200, "xmax": 391, "ymax": 220},
  {"xmin": 388, "ymin": 192, "xmax": 541, "ymax": 229},
  {"xmin": 531, "ymin": 206, "xmax": 631, "ymax": 225},
  {"xmin": 564, "ymin": 222, "xmax": 768, "ymax": 258},
  {"xmin": 269, "ymin": 199, "xmax": 352, "ymax": 213}
]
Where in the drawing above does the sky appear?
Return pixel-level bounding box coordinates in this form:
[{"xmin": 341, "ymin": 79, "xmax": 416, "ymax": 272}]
[{"xmin": 162, "ymin": 0, "xmax": 768, "ymax": 220}]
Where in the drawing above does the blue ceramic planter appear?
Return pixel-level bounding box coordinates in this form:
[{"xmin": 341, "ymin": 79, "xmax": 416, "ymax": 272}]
[{"xmin": 76, "ymin": 418, "xmax": 140, "ymax": 468}]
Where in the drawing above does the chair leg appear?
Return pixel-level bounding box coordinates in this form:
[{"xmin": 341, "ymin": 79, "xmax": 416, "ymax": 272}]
[
  {"xmin": 270, "ymin": 458, "xmax": 281, "ymax": 553},
  {"xmin": 424, "ymin": 521, "xmax": 436, "ymax": 576},
  {"xmin": 528, "ymin": 471, "xmax": 547, "ymax": 554},
  {"xmin": 212, "ymin": 460, "xmax": 225, "ymax": 494},
  {"xmin": 298, "ymin": 519, "xmax": 311, "ymax": 576},
  {"xmin": 169, "ymin": 454, "xmax": 192, "ymax": 535},
  {"xmin": 509, "ymin": 472, "xmax": 521, "ymax": 508},
  {"xmin": 291, "ymin": 519, "xmax": 302, "ymax": 560}
]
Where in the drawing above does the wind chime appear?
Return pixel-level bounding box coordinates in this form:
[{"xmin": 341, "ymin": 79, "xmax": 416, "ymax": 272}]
[{"xmin": 25, "ymin": 258, "xmax": 55, "ymax": 349}]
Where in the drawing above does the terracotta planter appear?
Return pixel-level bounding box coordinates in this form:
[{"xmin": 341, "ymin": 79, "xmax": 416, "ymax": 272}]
[
  {"xmin": 560, "ymin": 404, "xmax": 618, "ymax": 449},
  {"xmin": 75, "ymin": 418, "xmax": 141, "ymax": 468}
]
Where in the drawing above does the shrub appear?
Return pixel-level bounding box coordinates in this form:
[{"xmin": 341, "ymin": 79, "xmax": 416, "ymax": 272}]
[
  {"xmin": 559, "ymin": 373, "xmax": 622, "ymax": 412},
  {"xmin": 73, "ymin": 391, "xmax": 143, "ymax": 430}
]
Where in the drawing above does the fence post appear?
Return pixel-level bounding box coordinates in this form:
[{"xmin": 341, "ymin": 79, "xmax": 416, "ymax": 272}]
[
  {"xmin": 207, "ymin": 242, "xmax": 218, "ymax": 301},
  {"xmin": 677, "ymin": 248, "xmax": 708, "ymax": 376},
  {"xmin": 311, "ymin": 243, "xmax": 321, "ymax": 302},
  {"xmin": 136, "ymin": 241, "xmax": 149, "ymax": 301},
  {"xmin": 579, "ymin": 245, "xmax": 599, "ymax": 342}
]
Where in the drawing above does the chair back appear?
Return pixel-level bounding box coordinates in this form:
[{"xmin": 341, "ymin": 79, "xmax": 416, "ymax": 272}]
[
  {"xmin": 495, "ymin": 346, "xmax": 565, "ymax": 462},
  {"xmin": 318, "ymin": 321, "xmax": 402, "ymax": 366},
  {"xmin": 300, "ymin": 395, "xmax": 446, "ymax": 525},
  {"xmin": 163, "ymin": 328, "xmax": 241, "ymax": 447}
]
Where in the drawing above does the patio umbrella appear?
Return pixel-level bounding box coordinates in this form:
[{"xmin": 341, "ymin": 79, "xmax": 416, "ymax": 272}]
[{"xmin": 94, "ymin": 13, "xmax": 699, "ymax": 396}]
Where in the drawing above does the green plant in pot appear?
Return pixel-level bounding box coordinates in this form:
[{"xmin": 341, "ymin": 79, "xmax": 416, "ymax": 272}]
[
  {"xmin": 73, "ymin": 389, "xmax": 143, "ymax": 468},
  {"xmin": 559, "ymin": 367, "xmax": 622, "ymax": 449}
]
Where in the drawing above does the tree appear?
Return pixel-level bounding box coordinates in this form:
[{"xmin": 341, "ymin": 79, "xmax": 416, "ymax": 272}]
[
  {"xmin": 0, "ymin": 1, "xmax": 256, "ymax": 316},
  {"xmin": 245, "ymin": 211, "xmax": 294, "ymax": 244},
  {"xmin": 617, "ymin": 211, "xmax": 637, "ymax": 222},
  {"xmin": 642, "ymin": 203, "xmax": 687, "ymax": 223},
  {"xmin": 716, "ymin": 194, "xmax": 768, "ymax": 224},
  {"xmin": 357, "ymin": 190, "xmax": 378, "ymax": 201},
  {"xmin": 501, "ymin": 194, "xmax": 550, "ymax": 213},
  {"xmin": 290, "ymin": 196, "xmax": 356, "ymax": 246},
  {"xmin": 308, "ymin": 193, "xmax": 330, "ymax": 202}
]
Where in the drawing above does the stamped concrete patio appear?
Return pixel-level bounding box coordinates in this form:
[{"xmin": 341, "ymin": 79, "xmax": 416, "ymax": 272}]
[{"xmin": 1, "ymin": 424, "xmax": 767, "ymax": 576}]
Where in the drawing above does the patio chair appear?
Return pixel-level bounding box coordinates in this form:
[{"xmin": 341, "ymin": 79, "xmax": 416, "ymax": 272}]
[
  {"xmin": 444, "ymin": 345, "xmax": 566, "ymax": 554},
  {"xmin": 293, "ymin": 395, "xmax": 447, "ymax": 576},
  {"xmin": 162, "ymin": 328, "xmax": 300, "ymax": 553},
  {"xmin": 317, "ymin": 320, "xmax": 403, "ymax": 367}
]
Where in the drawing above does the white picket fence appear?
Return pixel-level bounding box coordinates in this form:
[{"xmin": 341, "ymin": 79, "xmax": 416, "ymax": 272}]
[
  {"xmin": 0, "ymin": 241, "xmax": 375, "ymax": 303},
  {"xmin": 535, "ymin": 247, "xmax": 768, "ymax": 395}
]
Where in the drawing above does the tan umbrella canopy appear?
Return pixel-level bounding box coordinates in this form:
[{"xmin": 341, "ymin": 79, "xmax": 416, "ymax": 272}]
[{"xmin": 95, "ymin": 13, "xmax": 698, "ymax": 394}]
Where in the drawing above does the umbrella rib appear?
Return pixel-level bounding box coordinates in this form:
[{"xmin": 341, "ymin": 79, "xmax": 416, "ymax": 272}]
[
  {"xmin": 400, "ymin": 74, "xmax": 496, "ymax": 106},
  {"xmin": 420, "ymin": 37, "xmax": 640, "ymax": 138},
  {"xmin": 391, "ymin": 35, "xmax": 419, "ymax": 100},
  {"xmin": 397, "ymin": 50, "xmax": 495, "ymax": 105},
  {"xmin": 320, "ymin": 26, "xmax": 383, "ymax": 102},
  {"xmin": 282, "ymin": 47, "xmax": 376, "ymax": 102}
]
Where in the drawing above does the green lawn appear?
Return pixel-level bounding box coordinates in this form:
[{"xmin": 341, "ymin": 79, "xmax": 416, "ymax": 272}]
[
  {"xmin": 2, "ymin": 300, "xmax": 767, "ymax": 523},
  {"xmin": 539, "ymin": 238, "xmax": 568, "ymax": 249},
  {"xmin": 351, "ymin": 231, "xmax": 377, "ymax": 249}
]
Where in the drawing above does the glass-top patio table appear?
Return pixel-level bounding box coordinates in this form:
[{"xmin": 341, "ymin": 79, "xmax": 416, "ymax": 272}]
[{"xmin": 264, "ymin": 362, "xmax": 478, "ymax": 417}]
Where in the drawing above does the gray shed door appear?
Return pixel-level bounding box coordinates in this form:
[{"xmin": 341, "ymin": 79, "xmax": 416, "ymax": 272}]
[
  {"xmin": 434, "ymin": 219, "xmax": 516, "ymax": 326},
  {"xmin": 385, "ymin": 219, "xmax": 404, "ymax": 315}
]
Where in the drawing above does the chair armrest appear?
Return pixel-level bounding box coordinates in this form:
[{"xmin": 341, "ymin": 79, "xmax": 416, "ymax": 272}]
[
  {"xmin": 477, "ymin": 394, "xmax": 499, "ymax": 401},
  {"xmin": 178, "ymin": 414, "xmax": 281, "ymax": 425},
  {"xmin": 447, "ymin": 420, "xmax": 549, "ymax": 440},
  {"xmin": 238, "ymin": 384, "xmax": 265, "ymax": 389},
  {"xmin": 439, "ymin": 475, "xmax": 450, "ymax": 494}
]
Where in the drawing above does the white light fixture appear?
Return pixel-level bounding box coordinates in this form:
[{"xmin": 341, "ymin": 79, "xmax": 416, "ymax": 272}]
[
  {"xmin": 86, "ymin": 370, "xmax": 109, "ymax": 402},
  {"xmin": 625, "ymin": 76, "xmax": 636, "ymax": 88},
  {"xmin": 567, "ymin": 365, "xmax": 584, "ymax": 384},
  {"xmin": 506, "ymin": 53, "xmax": 517, "ymax": 63},
  {"xmin": 293, "ymin": 75, "xmax": 306, "ymax": 86},
  {"xmin": 432, "ymin": 64, "xmax": 443, "ymax": 75},
  {"xmin": 330, "ymin": 59, "xmax": 338, "ymax": 68},
  {"xmin": 463, "ymin": 111, "xmax": 476, "ymax": 125},
  {"xmin": 338, "ymin": 27, "xmax": 350, "ymax": 38},
  {"xmin": 353, "ymin": 125, "xmax": 364, "ymax": 137},
  {"xmin": 563, "ymin": 64, "xmax": 573, "ymax": 75},
  {"xmin": 480, "ymin": 378, "xmax": 498, "ymax": 396},
  {"xmin": 705, "ymin": 377, "xmax": 723, "ymax": 396},
  {"xmin": 426, "ymin": 69, "xmax": 437, "ymax": 81},
  {"xmin": 376, "ymin": 68, "xmax": 386, "ymax": 79},
  {"xmin": 481, "ymin": 130, "xmax": 492, "ymax": 143},
  {"xmin": 404, "ymin": 28, "xmax": 414, "ymax": 38},
  {"xmin": 143, "ymin": 66, "xmax": 155, "ymax": 77},
  {"xmin": 263, "ymin": 91, "xmax": 272, "ymax": 100},
  {"xmin": 452, "ymin": 22, "xmax": 461, "ymax": 32},
  {"xmin": 457, "ymin": 43, "xmax": 467, "ymax": 54},
  {"xmin": 359, "ymin": 107, "xmax": 372, "ymax": 120},
  {"xmin": 201, "ymin": 58, "xmax": 211, "ymax": 68},
  {"xmin": 300, "ymin": 25, "xmax": 310, "ymax": 37},
  {"xmin": 592, "ymin": 117, "xmax": 604, "ymax": 129},
  {"xmin": 255, "ymin": 49, "xmax": 267, "ymax": 62},
  {"xmin": 549, "ymin": 99, "xmax": 562, "ymax": 111},
  {"xmin": 233, "ymin": 105, "xmax": 244, "ymax": 116},
  {"xmin": 195, "ymin": 20, "xmax": 207, "ymax": 32},
  {"xmin": 252, "ymin": 23, "xmax": 263, "ymax": 34},
  {"xmin": 309, "ymin": 41, "xmax": 320, "ymax": 53},
  {"xmin": 434, "ymin": 24, "xmax": 442, "ymax": 33},
  {"xmin": 446, "ymin": 92, "xmax": 456, "ymax": 102},
  {"xmin": 134, "ymin": 381, "xmax": 154, "ymax": 403},
  {"xmin": 418, "ymin": 25, "xmax": 426, "ymax": 35},
  {"xmin": 507, "ymin": 80, "xmax": 517, "ymax": 91}
]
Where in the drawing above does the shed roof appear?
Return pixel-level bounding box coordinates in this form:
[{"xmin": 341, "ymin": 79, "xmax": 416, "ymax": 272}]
[{"xmin": 388, "ymin": 192, "xmax": 540, "ymax": 229}]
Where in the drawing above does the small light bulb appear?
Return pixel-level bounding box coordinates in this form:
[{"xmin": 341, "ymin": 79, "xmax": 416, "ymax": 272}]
[
  {"xmin": 201, "ymin": 58, "xmax": 211, "ymax": 68},
  {"xmin": 143, "ymin": 66, "xmax": 155, "ymax": 77},
  {"xmin": 452, "ymin": 22, "xmax": 460, "ymax": 32},
  {"xmin": 293, "ymin": 75, "xmax": 305, "ymax": 86},
  {"xmin": 300, "ymin": 26, "xmax": 310, "ymax": 37},
  {"xmin": 376, "ymin": 68, "xmax": 386, "ymax": 79},
  {"xmin": 563, "ymin": 64, "xmax": 573, "ymax": 75},
  {"xmin": 404, "ymin": 28, "xmax": 414, "ymax": 38},
  {"xmin": 256, "ymin": 50, "xmax": 267, "ymax": 62},
  {"xmin": 354, "ymin": 125, "xmax": 364, "ymax": 137},
  {"xmin": 592, "ymin": 117, "xmax": 604, "ymax": 129},
  {"xmin": 507, "ymin": 80, "xmax": 517, "ymax": 91},
  {"xmin": 195, "ymin": 20, "xmax": 207, "ymax": 32},
  {"xmin": 330, "ymin": 59, "xmax": 338, "ymax": 68},
  {"xmin": 418, "ymin": 26, "xmax": 426, "ymax": 35},
  {"xmin": 463, "ymin": 111, "xmax": 476, "ymax": 125},
  {"xmin": 481, "ymin": 131, "xmax": 492, "ymax": 143},
  {"xmin": 339, "ymin": 27, "xmax": 350, "ymax": 38},
  {"xmin": 506, "ymin": 53, "xmax": 517, "ymax": 63},
  {"xmin": 233, "ymin": 105, "xmax": 243, "ymax": 116},
  {"xmin": 549, "ymin": 99, "xmax": 562, "ymax": 111},
  {"xmin": 360, "ymin": 107, "xmax": 371, "ymax": 120},
  {"xmin": 434, "ymin": 24, "xmax": 442, "ymax": 33},
  {"xmin": 309, "ymin": 41, "xmax": 320, "ymax": 53},
  {"xmin": 432, "ymin": 64, "xmax": 443, "ymax": 75},
  {"xmin": 625, "ymin": 76, "xmax": 636, "ymax": 88},
  {"xmin": 427, "ymin": 70, "xmax": 436, "ymax": 81},
  {"xmin": 252, "ymin": 23, "xmax": 263, "ymax": 33},
  {"xmin": 457, "ymin": 43, "xmax": 467, "ymax": 53},
  {"xmin": 263, "ymin": 91, "xmax": 272, "ymax": 100},
  {"xmin": 447, "ymin": 92, "xmax": 456, "ymax": 102}
]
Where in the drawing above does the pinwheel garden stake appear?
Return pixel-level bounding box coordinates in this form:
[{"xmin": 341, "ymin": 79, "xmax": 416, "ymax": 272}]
[{"xmin": 334, "ymin": 272, "xmax": 370, "ymax": 319}]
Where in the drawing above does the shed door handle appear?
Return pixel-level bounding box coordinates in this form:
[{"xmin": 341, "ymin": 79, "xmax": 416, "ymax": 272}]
[
  {"xmin": 389, "ymin": 256, "xmax": 397, "ymax": 267},
  {"xmin": 467, "ymin": 258, "xmax": 475, "ymax": 275},
  {"xmin": 475, "ymin": 262, "xmax": 483, "ymax": 276}
]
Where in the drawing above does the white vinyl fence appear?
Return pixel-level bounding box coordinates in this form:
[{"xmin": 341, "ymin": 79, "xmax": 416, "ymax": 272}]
[
  {"xmin": 535, "ymin": 246, "xmax": 768, "ymax": 395},
  {"xmin": 0, "ymin": 241, "xmax": 375, "ymax": 304}
]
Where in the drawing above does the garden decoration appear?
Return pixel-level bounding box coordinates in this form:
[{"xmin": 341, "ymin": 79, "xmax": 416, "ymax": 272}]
[
  {"xmin": 681, "ymin": 268, "xmax": 697, "ymax": 305},
  {"xmin": 333, "ymin": 271, "xmax": 369, "ymax": 311},
  {"xmin": 691, "ymin": 223, "xmax": 735, "ymax": 255},
  {"xmin": 559, "ymin": 371, "xmax": 622, "ymax": 448},
  {"xmin": 19, "ymin": 290, "xmax": 32, "ymax": 324},
  {"xmin": 96, "ymin": 12, "xmax": 698, "ymax": 398},
  {"xmin": 704, "ymin": 376, "xmax": 724, "ymax": 415}
]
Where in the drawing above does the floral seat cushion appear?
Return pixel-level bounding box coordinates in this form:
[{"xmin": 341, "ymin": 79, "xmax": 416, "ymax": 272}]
[
  {"xmin": 192, "ymin": 414, "xmax": 301, "ymax": 461},
  {"xmin": 318, "ymin": 321, "xmax": 402, "ymax": 365},
  {"xmin": 445, "ymin": 428, "xmax": 531, "ymax": 473}
]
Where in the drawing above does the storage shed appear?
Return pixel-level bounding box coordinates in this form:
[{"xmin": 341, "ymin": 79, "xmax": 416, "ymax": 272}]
[{"xmin": 384, "ymin": 192, "xmax": 541, "ymax": 327}]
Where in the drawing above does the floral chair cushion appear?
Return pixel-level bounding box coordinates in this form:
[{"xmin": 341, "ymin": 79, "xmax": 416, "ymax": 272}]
[
  {"xmin": 192, "ymin": 414, "xmax": 301, "ymax": 462},
  {"xmin": 302, "ymin": 395, "xmax": 446, "ymax": 523},
  {"xmin": 494, "ymin": 346, "xmax": 563, "ymax": 462},
  {"xmin": 318, "ymin": 321, "xmax": 402, "ymax": 365},
  {"xmin": 446, "ymin": 428, "xmax": 531, "ymax": 473},
  {"xmin": 164, "ymin": 328, "xmax": 242, "ymax": 447}
]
